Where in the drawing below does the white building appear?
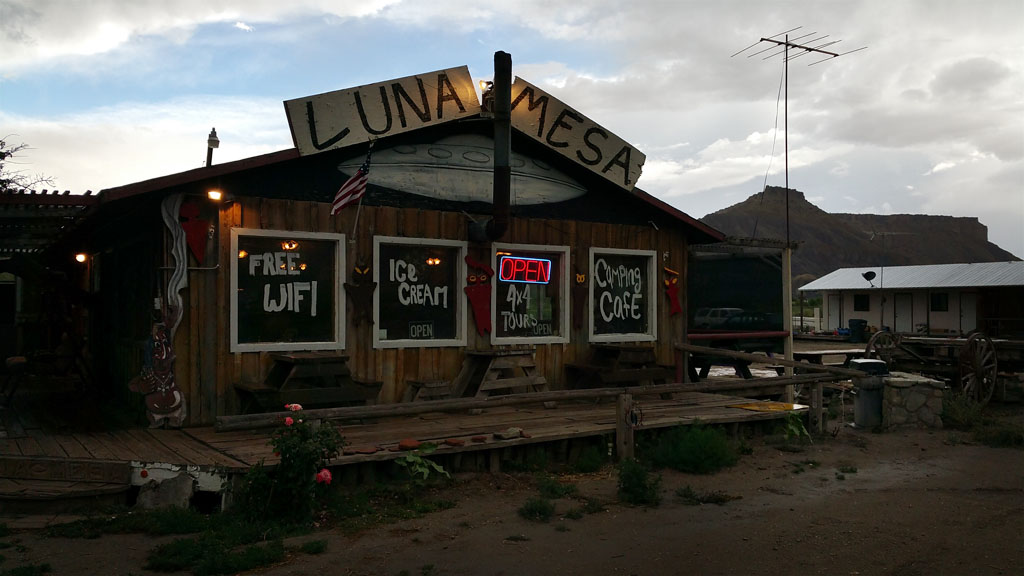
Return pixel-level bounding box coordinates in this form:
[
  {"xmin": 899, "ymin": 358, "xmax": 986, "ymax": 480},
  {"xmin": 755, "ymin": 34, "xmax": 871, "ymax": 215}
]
[{"xmin": 799, "ymin": 262, "xmax": 1024, "ymax": 337}]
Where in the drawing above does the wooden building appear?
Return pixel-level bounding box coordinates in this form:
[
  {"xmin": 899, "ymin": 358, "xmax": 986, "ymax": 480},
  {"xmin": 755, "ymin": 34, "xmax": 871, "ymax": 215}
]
[{"xmin": 48, "ymin": 62, "xmax": 724, "ymax": 426}]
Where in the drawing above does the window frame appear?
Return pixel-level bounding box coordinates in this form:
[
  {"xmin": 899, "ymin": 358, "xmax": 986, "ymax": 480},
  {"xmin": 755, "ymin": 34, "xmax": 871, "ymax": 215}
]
[
  {"xmin": 490, "ymin": 242, "xmax": 571, "ymax": 346},
  {"xmin": 372, "ymin": 235, "xmax": 468, "ymax": 349},
  {"xmin": 230, "ymin": 228, "xmax": 346, "ymax": 353},
  {"xmin": 588, "ymin": 247, "xmax": 658, "ymax": 343},
  {"xmin": 853, "ymin": 293, "xmax": 870, "ymax": 312}
]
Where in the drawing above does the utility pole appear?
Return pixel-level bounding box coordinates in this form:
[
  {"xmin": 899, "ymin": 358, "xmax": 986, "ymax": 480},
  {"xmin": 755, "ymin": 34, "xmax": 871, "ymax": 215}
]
[{"xmin": 734, "ymin": 28, "xmax": 865, "ymax": 402}]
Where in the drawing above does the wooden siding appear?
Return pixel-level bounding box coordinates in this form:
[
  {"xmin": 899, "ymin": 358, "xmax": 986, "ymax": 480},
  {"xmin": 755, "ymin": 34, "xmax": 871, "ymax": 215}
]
[{"xmin": 170, "ymin": 199, "xmax": 689, "ymax": 425}]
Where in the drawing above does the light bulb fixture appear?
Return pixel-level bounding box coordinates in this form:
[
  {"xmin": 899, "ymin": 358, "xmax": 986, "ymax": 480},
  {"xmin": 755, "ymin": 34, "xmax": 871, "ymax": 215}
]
[
  {"xmin": 74, "ymin": 253, "xmax": 87, "ymax": 263},
  {"xmin": 479, "ymin": 80, "xmax": 495, "ymax": 116},
  {"xmin": 207, "ymin": 189, "xmax": 223, "ymax": 201}
]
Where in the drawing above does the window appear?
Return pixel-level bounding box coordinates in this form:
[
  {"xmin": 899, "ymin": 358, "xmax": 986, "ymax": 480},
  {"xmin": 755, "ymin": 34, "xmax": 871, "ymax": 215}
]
[
  {"xmin": 589, "ymin": 248, "xmax": 657, "ymax": 342},
  {"xmin": 231, "ymin": 229, "xmax": 345, "ymax": 352},
  {"xmin": 930, "ymin": 292, "xmax": 949, "ymax": 312},
  {"xmin": 492, "ymin": 243, "xmax": 570, "ymax": 344},
  {"xmin": 373, "ymin": 236, "xmax": 467, "ymax": 348},
  {"xmin": 853, "ymin": 294, "xmax": 870, "ymax": 312}
]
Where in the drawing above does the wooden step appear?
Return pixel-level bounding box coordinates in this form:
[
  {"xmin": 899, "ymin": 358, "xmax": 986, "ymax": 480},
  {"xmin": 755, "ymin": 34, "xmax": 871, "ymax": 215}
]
[{"xmin": 0, "ymin": 455, "xmax": 132, "ymax": 508}]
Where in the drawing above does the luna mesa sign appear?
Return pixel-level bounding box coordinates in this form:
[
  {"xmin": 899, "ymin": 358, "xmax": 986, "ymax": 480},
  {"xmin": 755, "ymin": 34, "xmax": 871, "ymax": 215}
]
[
  {"xmin": 283, "ymin": 67, "xmax": 644, "ymax": 191},
  {"xmin": 284, "ymin": 66, "xmax": 480, "ymax": 155},
  {"xmin": 509, "ymin": 77, "xmax": 644, "ymax": 191}
]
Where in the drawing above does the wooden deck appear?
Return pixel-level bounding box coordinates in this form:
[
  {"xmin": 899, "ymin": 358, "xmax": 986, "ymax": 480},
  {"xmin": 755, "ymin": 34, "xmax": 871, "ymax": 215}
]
[{"xmin": 1, "ymin": 389, "xmax": 804, "ymax": 504}]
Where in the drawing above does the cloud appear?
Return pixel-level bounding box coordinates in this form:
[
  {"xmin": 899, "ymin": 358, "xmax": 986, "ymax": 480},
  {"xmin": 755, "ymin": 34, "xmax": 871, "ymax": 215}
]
[
  {"xmin": 925, "ymin": 162, "xmax": 956, "ymax": 175},
  {"xmin": 1, "ymin": 0, "xmax": 1021, "ymax": 258},
  {"xmin": 0, "ymin": 96, "xmax": 293, "ymax": 192},
  {"xmin": 0, "ymin": 0, "xmax": 402, "ymax": 75}
]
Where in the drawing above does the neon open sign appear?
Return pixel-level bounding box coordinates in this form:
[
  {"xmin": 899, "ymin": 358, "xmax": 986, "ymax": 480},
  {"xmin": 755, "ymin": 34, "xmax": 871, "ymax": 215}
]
[{"xmin": 498, "ymin": 256, "xmax": 552, "ymax": 284}]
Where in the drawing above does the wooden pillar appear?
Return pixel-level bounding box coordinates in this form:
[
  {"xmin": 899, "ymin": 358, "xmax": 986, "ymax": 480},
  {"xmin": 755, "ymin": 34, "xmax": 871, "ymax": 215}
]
[
  {"xmin": 783, "ymin": 246, "xmax": 795, "ymax": 402},
  {"xmin": 616, "ymin": 393, "xmax": 635, "ymax": 461}
]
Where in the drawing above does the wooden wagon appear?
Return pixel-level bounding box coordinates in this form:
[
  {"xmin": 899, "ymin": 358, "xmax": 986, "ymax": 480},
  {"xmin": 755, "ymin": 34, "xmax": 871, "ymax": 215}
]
[{"xmin": 864, "ymin": 332, "xmax": 1024, "ymax": 405}]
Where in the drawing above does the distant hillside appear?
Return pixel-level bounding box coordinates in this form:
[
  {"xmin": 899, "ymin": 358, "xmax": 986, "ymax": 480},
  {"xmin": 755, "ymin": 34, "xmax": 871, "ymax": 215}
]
[{"xmin": 700, "ymin": 186, "xmax": 1019, "ymax": 280}]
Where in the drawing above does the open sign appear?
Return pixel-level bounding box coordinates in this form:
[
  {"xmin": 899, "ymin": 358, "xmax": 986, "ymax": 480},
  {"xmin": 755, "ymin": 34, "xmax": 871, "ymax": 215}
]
[{"xmin": 498, "ymin": 256, "xmax": 551, "ymax": 284}]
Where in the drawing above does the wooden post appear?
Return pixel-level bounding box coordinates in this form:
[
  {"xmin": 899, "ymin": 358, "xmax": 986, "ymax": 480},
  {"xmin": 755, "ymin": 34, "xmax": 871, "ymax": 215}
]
[
  {"xmin": 616, "ymin": 393, "xmax": 635, "ymax": 461},
  {"xmin": 783, "ymin": 245, "xmax": 795, "ymax": 402}
]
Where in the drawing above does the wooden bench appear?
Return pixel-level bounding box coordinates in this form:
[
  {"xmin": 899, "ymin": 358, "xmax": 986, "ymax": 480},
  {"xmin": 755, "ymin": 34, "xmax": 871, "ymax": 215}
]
[
  {"xmin": 404, "ymin": 379, "xmax": 451, "ymax": 402},
  {"xmin": 769, "ymin": 362, "xmax": 846, "ymax": 376},
  {"xmin": 234, "ymin": 378, "xmax": 381, "ymax": 414},
  {"xmin": 565, "ymin": 363, "xmax": 671, "ymax": 388},
  {"xmin": 567, "ymin": 344, "xmax": 671, "ymax": 389}
]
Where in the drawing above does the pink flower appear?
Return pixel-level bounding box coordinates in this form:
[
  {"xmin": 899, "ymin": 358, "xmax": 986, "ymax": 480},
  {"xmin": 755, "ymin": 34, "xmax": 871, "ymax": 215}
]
[
  {"xmin": 284, "ymin": 416, "xmax": 294, "ymax": 426},
  {"xmin": 315, "ymin": 469, "xmax": 332, "ymax": 485},
  {"xmin": 285, "ymin": 403, "xmax": 303, "ymax": 411}
]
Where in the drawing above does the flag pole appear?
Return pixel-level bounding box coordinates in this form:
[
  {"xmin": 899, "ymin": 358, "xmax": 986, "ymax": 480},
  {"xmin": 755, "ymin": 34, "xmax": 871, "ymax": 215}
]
[{"xmin": 349, "ymin": 139, "xmax": 375, "ymax": 243}]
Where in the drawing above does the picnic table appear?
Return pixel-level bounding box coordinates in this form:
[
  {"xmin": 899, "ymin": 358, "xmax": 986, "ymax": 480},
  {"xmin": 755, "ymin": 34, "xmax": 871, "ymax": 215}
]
[
  {"xmin": 566, "ymin": 344, "xmax": 671, "ymax": 388},
  {"xmin": 449, "ymin": 348, "xmax": 549, "ymax": 398},
  {"xmin": 234, "ymin": 352, "xmax": 380, "ymax": 413},
  {"xmin": 792, "ymin": 348, "xmax": 867, "ymax": 365}
]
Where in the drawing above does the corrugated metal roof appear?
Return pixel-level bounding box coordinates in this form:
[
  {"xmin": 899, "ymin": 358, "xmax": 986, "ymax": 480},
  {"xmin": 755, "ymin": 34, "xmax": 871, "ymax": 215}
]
[{"xmin": 800, "ymin": 262, "xmax": 1024, "ymax": 291}]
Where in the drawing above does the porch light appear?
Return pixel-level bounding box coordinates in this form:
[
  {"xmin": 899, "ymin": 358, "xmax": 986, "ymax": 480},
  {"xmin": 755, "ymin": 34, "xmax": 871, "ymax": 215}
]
[
  {"xmin": 74, "ymin": 253, "xmax": 87, "ymax": 263},
  {"xmin": 208, "ymin": 189, "xmax": 223, "ymax": 201}
]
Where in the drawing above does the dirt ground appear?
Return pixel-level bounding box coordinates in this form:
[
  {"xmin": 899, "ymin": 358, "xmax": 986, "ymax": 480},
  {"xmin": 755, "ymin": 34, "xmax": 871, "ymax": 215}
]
[
  {"xmin": 2, "ymin": 339, "xmax": 1022, "ymax": 576},
  {"xmin": 3, "ymin": 408, "xmax": 1022, "ymax": 576}
]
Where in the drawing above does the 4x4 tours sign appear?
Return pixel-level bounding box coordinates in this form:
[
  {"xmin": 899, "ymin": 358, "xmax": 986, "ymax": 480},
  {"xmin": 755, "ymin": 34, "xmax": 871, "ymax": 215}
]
[{"xmin": 283, "ymin": 66, "xmax": 644, "ymax": 191}]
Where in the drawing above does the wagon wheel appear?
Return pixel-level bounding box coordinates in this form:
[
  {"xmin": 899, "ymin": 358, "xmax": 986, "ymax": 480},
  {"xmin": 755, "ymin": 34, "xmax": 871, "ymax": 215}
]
[
  {"xmin": 865, "ymin": 331, "xmax": 901, "ymax": 366},
  {"xmin": 957, "ymin": 333, "xmax": 997, "ymax": 405}
]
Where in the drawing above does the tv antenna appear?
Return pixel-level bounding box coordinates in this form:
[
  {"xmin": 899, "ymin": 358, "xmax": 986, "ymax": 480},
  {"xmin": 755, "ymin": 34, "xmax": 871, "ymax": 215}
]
[
  {"xmin": 733, "ymin": 28, "xmax": 865, "ymax": 398},
  {"xmin": 733, "ymin": 27, "xmax": 866, "ymax": 245}
]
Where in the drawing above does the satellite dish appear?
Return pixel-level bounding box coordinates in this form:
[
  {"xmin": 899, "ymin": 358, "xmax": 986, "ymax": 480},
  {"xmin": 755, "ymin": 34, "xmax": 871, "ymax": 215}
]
[{"xmin": 862, "ymin": 271, "xmax": 876, "ymax": 281}]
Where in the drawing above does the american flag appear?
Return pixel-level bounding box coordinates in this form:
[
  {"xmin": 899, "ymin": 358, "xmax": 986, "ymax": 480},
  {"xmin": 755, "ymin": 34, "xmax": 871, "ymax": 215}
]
[{"xmin": 331, "ymin": 146, "xmax": 373, "ymax": 215}]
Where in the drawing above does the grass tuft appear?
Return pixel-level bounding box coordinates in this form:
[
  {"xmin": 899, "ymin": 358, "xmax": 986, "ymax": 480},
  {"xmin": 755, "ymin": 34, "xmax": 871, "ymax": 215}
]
[
  {"xmin": 617, "ymin": 458, "xmax": 661, "ymax": 506},
  {"xmin": 648, "ymin": 424, "xmax": 738, "ymax": 474},
  {"xmin": 518, "ymin": 497, "xmax": 555, "ymax": 522}
]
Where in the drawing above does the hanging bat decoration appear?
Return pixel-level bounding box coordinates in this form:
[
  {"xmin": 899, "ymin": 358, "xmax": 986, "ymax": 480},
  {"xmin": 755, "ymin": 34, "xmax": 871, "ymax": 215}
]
[
  {"xmin": 344, "ymin": 262, "xmax": 377, "ymax": 326},
  {"xmin": 663, "ymin": 266, "xmax": 682, "ymax": 316},
  {"xmin": 464, "ymin": 254, "xmax": 494, "ymax": 336}
]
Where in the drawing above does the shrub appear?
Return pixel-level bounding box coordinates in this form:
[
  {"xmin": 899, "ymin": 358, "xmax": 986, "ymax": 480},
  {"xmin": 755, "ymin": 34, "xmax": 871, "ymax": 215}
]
[
  {"xmin": 535, "ymin": 473, "xmax": 578, "ymax": 499},
  {"xmin": 518, "ymin": 497, "xmax": 555, "ymax": 522},
  {"xmin": 234, "ymin": 404, "xmax": 344, "ymax": 524},
  {"xmin": 617, "ymin": 458, "xmax": 661, "ymax": 506},
  {"xmin": 573, "ymin": 444, "xmax": 607, "ymax": 473},
  {"xmin": 943, "ymin": 394, "xmax": 985, "ymax": 430},
  {"xmin": 649, "ymin": 424, "xmax": 738, "ymax": 474},
  {"xmin": 676, "ymin": 485, "xmax": 742, "ymax": 506}
]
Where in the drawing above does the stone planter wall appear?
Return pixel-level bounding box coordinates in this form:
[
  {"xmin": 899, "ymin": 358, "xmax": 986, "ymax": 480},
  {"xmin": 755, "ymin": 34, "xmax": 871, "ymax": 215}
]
[{"xmin": 883, "ymin": 372, "xmax": 946, "ymax": 429}]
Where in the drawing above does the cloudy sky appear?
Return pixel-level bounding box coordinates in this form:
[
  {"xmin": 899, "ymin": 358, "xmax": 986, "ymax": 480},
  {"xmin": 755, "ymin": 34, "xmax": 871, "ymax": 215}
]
[{"xmin": 2, "ymin": 0, "xmax": 1022, "ymax": 257}]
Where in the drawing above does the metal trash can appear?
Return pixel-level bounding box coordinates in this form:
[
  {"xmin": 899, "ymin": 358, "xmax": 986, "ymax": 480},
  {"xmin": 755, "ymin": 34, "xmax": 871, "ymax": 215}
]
[
  {"xmin": 848, "ymin": 319, "xmax": 868, "ymax": 343},
  {"xmin": 853, "ymin": 375, "xmax": 885, "ymax": 428}
]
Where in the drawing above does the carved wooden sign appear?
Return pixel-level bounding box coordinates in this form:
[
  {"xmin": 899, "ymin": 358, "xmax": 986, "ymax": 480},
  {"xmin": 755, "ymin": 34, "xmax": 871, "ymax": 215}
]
[
  {"xmin": 284, "ymin": 66, "xmax": 480, "ymax": 155},
  {"xmin": 510, "ymin": 77, "xmax": 645, "ymax": 191}
]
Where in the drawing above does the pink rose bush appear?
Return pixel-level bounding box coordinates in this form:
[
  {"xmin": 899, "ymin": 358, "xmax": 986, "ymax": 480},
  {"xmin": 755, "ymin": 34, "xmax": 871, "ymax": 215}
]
[{"xmin": 236, "ymin": 401, "xmax": 344, "ymax": 523}]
